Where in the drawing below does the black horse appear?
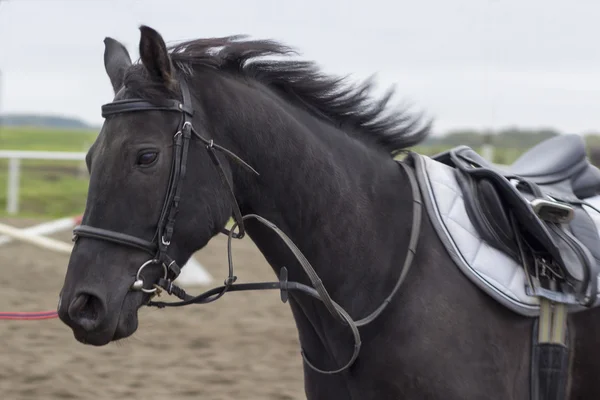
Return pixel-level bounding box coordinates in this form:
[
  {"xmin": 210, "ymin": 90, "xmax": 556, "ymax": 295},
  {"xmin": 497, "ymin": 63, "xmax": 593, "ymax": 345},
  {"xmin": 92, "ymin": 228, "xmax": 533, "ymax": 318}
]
[{"xmin": 58, "ymin": 26, "xmax": 600, "ymax": 399}]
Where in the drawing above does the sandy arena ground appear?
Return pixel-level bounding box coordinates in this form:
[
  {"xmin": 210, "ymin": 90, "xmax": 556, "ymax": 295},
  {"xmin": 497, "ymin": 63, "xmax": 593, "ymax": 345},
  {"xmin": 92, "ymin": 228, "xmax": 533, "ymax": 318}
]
[{"xmin": 0, "ymin": 218, "xmax": 306, "ymax": 400}]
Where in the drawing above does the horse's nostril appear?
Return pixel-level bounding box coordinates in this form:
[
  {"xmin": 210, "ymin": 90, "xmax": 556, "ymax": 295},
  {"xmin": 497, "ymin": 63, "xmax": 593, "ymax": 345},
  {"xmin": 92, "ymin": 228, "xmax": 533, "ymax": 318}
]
[
  {"xmin": 68, "ymin": 292, "xmax": 106, "ymax": 331},
  {"xmin": 74, "ymin": 295, "xmax": 96, "ymax": 319}
]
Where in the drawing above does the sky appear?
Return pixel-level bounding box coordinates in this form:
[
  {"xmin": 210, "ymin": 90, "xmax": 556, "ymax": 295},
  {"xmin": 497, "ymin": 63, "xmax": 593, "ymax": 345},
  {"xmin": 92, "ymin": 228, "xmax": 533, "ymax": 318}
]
[{"xmin": 1, "ymin": 0, "xmax": 599, "ymax": 135}]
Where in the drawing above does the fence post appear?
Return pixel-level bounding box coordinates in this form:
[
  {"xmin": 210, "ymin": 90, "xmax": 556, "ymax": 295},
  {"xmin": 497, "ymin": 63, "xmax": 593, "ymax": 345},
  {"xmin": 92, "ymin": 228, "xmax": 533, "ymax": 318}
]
[
  {"xmin": 481, "ymin": 144, "xmax": 494, "ymax": 162},
  {"xmin": 77, "ymin": 141, "xmax": 89, "ymax": 179},
  {"xmin": 481, "ymin": 132, "xmax": 495, "ymax": 162},
  {"xmin": 7, "ymin": 157, "xmax": 20, "ymax": 214}
]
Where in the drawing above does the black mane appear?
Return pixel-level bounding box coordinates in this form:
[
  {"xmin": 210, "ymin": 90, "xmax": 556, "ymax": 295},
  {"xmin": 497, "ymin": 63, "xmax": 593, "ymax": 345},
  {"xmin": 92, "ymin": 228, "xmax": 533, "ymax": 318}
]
[{"xmin": 124, "ymin": 36, "xmax": 431, "ymax": 155}]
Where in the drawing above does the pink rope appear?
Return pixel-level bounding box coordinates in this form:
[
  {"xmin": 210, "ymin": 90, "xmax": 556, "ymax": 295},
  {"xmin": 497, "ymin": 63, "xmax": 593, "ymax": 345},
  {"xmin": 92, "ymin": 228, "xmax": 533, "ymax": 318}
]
[
  {"xmin": 0, "ymin": 215, "xmax": 83, "ymax": 321},
  {"xmin": 0, "ymin": 311, "xmax": 59, "ymax": 320}
]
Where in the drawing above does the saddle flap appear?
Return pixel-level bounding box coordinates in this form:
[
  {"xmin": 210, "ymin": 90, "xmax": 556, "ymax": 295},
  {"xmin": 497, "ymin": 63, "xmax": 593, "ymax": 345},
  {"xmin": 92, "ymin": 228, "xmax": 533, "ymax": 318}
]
[
  {"xmin": 451, "ymin": 148, "xmax": 559, "ymax": 258},
  {"xmin": 454, "ymin": 169, "xmax": 518, "ymax": 259},
  {"xmin": 479, "ymin": 180, "xmax": 514, "ymax": 241}
]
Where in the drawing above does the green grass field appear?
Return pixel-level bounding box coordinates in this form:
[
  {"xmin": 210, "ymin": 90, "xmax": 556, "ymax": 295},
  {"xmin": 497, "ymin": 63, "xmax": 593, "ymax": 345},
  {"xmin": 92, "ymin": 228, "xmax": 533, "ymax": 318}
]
[
  {"xmin": 0, "ymin": 126, "xmax": 532, "ymax": 218},
  {"xmin": 0, "ymin": 126, "xmax": 98, "ymax": 151},
  {"xmin": 0, "ymin": 126, "xmax": 98, "ymax": 217}
]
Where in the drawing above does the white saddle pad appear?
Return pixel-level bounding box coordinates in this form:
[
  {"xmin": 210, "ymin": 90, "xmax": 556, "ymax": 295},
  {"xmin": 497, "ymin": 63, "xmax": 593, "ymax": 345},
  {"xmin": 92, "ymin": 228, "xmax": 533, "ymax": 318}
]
[{"xmin": 413, "ymin": 154, "xmax": 600, "ymax": 317}]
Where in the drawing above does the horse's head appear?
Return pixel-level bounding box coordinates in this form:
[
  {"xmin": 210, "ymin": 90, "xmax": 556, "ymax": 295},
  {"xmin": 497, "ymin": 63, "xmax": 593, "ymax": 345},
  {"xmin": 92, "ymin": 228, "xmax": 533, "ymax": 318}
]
[{"xmin": 58, "ymin": 26, "xmax": 235, "ymax": 345}]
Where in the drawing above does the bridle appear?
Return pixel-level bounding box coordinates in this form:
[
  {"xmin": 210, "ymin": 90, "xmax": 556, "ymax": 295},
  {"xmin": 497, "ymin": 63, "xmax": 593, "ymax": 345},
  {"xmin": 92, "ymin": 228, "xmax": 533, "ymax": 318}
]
[
  {"xmin": 73, "ymin": 78, "xmax": 254, "ymax": 293},
  {"xmin": 71, "ymin": 75, "xmax": 424, "ymax": 375}
]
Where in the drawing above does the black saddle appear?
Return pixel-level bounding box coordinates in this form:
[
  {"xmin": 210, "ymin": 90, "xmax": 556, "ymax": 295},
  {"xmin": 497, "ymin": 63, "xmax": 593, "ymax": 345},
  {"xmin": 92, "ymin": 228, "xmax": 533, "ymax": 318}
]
[
  {"xmin": 433, "ymin": 145, "xmax": 600, "ymax": 307},
  {"xmin": 505, "ymin": 134, "xmax": 600, "ymax": 199}
]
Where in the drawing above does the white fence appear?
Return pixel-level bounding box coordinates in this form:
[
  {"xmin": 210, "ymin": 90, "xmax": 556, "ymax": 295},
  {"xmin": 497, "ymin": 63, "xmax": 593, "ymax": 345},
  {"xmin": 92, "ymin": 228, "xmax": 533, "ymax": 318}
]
[{"xmin": 0, "ymin": 150, "xmax": 86, "ymax": 214}]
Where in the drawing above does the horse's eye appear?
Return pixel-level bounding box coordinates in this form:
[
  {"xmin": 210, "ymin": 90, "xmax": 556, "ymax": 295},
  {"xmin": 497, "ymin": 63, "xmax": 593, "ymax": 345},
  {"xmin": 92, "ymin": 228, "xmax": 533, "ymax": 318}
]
[{"xmin": 137, "ymin": 151, "xmax": 158, "ymax": 166}]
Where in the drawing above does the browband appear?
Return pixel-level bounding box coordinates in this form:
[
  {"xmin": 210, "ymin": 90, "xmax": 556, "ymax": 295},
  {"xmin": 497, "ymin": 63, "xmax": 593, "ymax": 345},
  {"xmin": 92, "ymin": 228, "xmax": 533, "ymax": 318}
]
[{"xmin": 101, "ymin": 99, "xmax": 194, "ymax": 117}]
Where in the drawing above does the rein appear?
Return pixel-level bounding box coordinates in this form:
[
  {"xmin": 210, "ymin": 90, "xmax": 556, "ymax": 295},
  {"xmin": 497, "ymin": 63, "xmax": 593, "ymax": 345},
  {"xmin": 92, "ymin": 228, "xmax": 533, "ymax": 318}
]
[
  {"xmin": 0, "ymin": 311, "xmax": 58, "ymax": 320},
  {"xmin": 68, "ymin": 76, "xmax": 424, "ymax": 375},
  {"xmin": 149, "ymin": 174, "xmax": 422, "ymax": 374}
]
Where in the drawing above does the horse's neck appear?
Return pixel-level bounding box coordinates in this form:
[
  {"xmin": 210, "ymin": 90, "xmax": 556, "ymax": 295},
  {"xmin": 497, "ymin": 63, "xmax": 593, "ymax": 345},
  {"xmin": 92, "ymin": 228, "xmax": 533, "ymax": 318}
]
[
  {"xmin": 214, "ymin": 84, "xmax": 413, "ymax": 321},
  {"xmin": 199, "ymin": 74, "xmax": 414, "ymax": 374}
]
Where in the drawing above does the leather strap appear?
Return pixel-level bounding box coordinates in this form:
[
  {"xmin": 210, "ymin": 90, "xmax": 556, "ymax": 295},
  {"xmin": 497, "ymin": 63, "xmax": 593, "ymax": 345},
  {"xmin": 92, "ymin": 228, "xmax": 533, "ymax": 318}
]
[
  {"xmin": 73, "ymin": 76, "xmax": 258, "ymax": 281},
  {"xmin": 101, "ymin": 99, "xmax": 194, "ymax": 117},
  {"xmin": 148, "ymin": 159, "xmax": 423, "ymax": 375},
  {"xmin": 72, "ymin": 225, "xmax": 156, "ymax": 254}
]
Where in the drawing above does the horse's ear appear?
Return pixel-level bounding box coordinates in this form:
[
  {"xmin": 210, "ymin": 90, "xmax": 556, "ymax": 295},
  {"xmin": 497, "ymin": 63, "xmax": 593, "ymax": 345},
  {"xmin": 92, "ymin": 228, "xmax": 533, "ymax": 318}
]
[
  {"xmin": 138, "ymin": 25, "xmax": 174, "ymax": 84},
  {"xmin": 103, "ymin": 37, "xmax": 132, "ymax": 93}
]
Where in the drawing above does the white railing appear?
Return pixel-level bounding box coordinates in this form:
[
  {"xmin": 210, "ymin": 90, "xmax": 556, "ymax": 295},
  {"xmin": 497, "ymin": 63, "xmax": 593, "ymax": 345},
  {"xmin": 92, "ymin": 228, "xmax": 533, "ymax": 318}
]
[{"xmin": 0, "ymin": 150, "xmax": 86, "ymax": 214}]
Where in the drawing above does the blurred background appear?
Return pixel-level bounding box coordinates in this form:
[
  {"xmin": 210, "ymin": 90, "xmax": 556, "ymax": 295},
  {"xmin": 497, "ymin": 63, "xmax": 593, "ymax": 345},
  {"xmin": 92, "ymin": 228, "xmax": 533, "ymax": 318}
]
[
  {"xmin": 2, "ymin": 0, "xmax": 600, "ymax": 217},
  {"xmin": 1, "ymin": 1, "xmax": 599, "ymax": 399}
]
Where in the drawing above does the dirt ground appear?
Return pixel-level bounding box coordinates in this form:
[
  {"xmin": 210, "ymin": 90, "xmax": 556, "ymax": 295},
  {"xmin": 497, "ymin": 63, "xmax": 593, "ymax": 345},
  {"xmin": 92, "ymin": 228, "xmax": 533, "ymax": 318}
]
[{"xmin": 0, "ymin": 218, "xmax": 306, "ymax": 400}]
